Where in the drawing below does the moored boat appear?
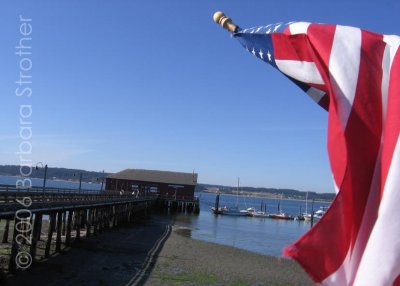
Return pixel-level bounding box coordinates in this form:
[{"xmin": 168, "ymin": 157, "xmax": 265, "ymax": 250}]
[
  {"xmin": 211, "ymin": 178, "xmax": 249, "ymax": 216},
  {"xmin": 268, "ymin": 212, "xmax": 293, "ymax": 220},
  {"xmin": 304, "ymin": 206, "xmax": 329, "ymax": 221},
  {"xmin": 212, "ymin": 205, "xmax": 248, "ymax": 216},
  {"xmin": 246, "ymin": 207, "xmax": 268, "ymax": 217},
  {"xmin": 268, "ymin": 193, "xmax": 293, "ymax": 220}
]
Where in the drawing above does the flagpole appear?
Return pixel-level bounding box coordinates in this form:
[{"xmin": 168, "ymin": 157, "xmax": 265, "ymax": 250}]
[{"xmin": 213, "ymin": 11, "xmax": 238, "ymax": 33}]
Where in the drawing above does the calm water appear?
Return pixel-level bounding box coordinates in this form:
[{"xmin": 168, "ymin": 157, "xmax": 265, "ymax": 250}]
[
  {"xmin": 174, "ymin": 192, "xmax": 330, "ymax": 257},
  {"xmin": 0, "ymin": 176, "xmax": 330, "ymax": 257}
]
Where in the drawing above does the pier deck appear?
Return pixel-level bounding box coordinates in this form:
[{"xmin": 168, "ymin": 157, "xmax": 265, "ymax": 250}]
[{"xmin": 0, "ymin": 185, "xmax": 198, "ymax": 276}]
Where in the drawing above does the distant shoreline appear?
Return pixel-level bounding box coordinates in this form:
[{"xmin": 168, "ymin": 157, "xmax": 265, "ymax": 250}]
[
  {"xmin": 201, "ymin": 189, "xmax": 333, "ymax": 203},
  {"xmin": 0, "ymin": 172, "xmax": 333, "ymax": 202},
  {"xmin": 0, "ymin": 174, "xmax": 100, "ymax": 185}
]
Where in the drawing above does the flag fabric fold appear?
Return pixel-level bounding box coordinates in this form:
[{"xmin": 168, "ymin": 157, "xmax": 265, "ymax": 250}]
[{"xmin": 233, "ymin": 22, "xmax": 400, "ymax": 285}]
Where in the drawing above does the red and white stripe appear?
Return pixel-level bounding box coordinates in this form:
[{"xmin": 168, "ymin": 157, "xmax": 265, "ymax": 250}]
[
  {"xmin": 353, "ymin": 36, "xmax": 400, "ymax": 286},
  {"xmin": 266, "ymin": 22, "xmax": 400, "ymax": 285}
]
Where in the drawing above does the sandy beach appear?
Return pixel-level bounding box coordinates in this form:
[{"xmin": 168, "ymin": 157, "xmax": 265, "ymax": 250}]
[{"xmin": 4, "ymin": 214, "xmax": 313, "ymax": 286}]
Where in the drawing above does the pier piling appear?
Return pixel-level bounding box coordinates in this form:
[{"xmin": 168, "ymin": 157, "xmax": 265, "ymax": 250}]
[
  {"xmin": 9, "ymin": 217, "xmax": 20, "ymax": 273},
  {"xmin": 0, "ymin": 187, "xmax": 198, "ymax": 276},
  {"xmin": 45, "ymin": 212, "xmax": 56, "ymax": 258},
  {"xmin": 2, "ymin": 219, "xmax": 10, "ymax": 243},
  {"xmin": 65, "ymin": 211, "xmax": 73, "ymax": 247},
  {"xmin": 30, "ymin": 213, "xmax": 42, "ymax": 261},
  {"xmin": 56, "ymin": 211, "xmax": 62, "ymax": 252}
]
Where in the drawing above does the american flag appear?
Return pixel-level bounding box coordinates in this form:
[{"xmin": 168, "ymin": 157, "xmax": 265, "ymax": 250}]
[{"xmin": 233, "ymin": 22, "xmax": 400, "ymax": 285}]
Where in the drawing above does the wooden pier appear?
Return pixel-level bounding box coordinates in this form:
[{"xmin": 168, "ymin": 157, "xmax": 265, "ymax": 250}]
[{"xmin": 0, "ymin": 185, "xmax": 199, "ymax": 276}]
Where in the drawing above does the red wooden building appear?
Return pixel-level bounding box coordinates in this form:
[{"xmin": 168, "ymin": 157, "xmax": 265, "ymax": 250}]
[{"xmin": 105, "ymin": 169, "xmax": 198, "ymax": 200}]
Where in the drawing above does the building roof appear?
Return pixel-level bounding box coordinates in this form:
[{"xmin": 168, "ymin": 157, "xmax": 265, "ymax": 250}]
[{"xmin": 107, "ymin": 169, "xmax": 198, "ymax": 186}]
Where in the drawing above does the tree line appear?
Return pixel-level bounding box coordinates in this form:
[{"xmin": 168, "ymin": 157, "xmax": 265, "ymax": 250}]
[{"xmin": 0, "ymin": 165, "xmax": 109, "ymax": 183}]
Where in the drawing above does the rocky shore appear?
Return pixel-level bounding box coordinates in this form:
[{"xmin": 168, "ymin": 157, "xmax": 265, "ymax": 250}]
[
  {"xmin": 5, "ymin": 215, "xmax": 312, "ymax": 286},
  {"xmin": 143, "ymin": 225, "xmax": 312, "ymax": 286}
]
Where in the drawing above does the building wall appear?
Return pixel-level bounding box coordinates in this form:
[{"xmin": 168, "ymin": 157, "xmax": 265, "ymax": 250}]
[{"xmin": 105, "ymin": 178, "xmax": 195, "ymax": 200}]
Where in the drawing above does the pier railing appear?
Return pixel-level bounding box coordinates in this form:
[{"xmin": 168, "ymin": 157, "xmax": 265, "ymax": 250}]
[{"xmin": 0, "ymin": 185, "xmax": 157, "ymax": 217}]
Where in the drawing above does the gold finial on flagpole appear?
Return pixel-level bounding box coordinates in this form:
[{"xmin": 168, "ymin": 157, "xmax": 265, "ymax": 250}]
[{"xmin": 213, "ymin": 11, "xmax": 238, "ymax": 33}]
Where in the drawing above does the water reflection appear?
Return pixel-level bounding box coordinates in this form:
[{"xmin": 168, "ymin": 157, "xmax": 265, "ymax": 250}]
[{"xmin": 174, "ymin": 227, "xmax": 192, "ymax": 238}]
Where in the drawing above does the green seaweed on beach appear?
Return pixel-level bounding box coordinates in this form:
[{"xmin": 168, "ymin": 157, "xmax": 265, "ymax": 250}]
[
  {"xmin": 227, "ymin": 280, "xmax": 250, "ymax": 286},
  {"xmin": 153, "ymin": 272, "xmax": 217, "ymax": 284}
]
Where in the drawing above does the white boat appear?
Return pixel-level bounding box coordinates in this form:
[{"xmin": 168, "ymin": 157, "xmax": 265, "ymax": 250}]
[
  {"xmin": 304, "ymin": 213, "xmax": 313, "ymax": 221},
  {"xmin": 315, "ymin": 207, "xmax": 328, "ymax": 218},
  {"xmin": 304, "ymin": 206, "xmax": 328, "ymax": 221},
  {"xmin": 246, "ymin": 207, "xmax": 268, "ymax": 217}
]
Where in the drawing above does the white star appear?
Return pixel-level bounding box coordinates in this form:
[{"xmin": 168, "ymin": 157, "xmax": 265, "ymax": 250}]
[
  {"xmin": 251, "ymin": 48, "xmax": 256, "ymax": 56},
  {"xmin": 267, "ymin": 50, "xmax": 272, "ymax": 61},
  {"xmin": 266, "ymin": 27, "xmax": 272, "ymax": 34},
  {"xmin": 256, "ymin": 27, "xmax": 262, "ymax": 33},
  {"xmin": 274, "ymin": 24, "xmax": 282, "ymax": 32},
  {"xmin": 258, "ymin": 49, "xmax": 264, "ymax": 59}
]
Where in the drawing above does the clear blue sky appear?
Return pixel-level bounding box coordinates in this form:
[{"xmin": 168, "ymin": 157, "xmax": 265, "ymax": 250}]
[{"xmin": 1, "ymin": 0, "xmax": 399, "ymax": 192}]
